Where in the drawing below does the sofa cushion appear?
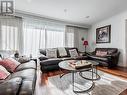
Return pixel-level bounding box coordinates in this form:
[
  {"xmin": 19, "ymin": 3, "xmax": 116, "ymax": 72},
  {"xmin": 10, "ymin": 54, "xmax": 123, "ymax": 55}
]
[
  {"xmin": 89, "ymin": 55, "xmax": 108, "ymax": 61},
  {"xmin": 59, "ymin": 56, "xmax": 88, "ymax": 60},
  {"xmin": 0, "ymin": 58, "xmax": 21, "ymax": 73},
  {"xmin": 75, "ymin": 56, "xmax": 88, "ymax": 60},
  {"xmin": 18, "ymin": 80, "xmax": 34, "ymax": 95},
  {"xmin": 15, "ymin": 61, "xmax": 36, "ymax": 71},
  {"xmin": 107, "ymin": 49, "xmax": 118, "ymax": 54},
  {"xmin": 11, "ymin": 69, "xmax": 36, "ymax": 81},
  {"xmin": 0, "ymin": 77, "xmax": 22, "ymax": 95},
  {"xmin": 58, "ymin": 47, "xmax": 67, "ymax": 57},
  {"xmin": 46, "ymin": 49, "xmax": 57, "ymax": 58},
  {"xmin": 0, "ymin": 65, "xmax": 10, "ymax": 79},
  {"xmin": 69, "ymin": 49, "xmax": 79, "ymax": 58},
  {"xmin": 59, "ymin": 57, "xmax": 75, "ymax": 60}
]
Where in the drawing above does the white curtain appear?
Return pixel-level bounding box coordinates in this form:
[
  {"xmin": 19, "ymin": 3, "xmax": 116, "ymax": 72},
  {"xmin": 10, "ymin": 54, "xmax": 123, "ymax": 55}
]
[
  {"xmin": 0, "ymin": 16, "xmax": 23, "ymax": 53},
  {"xmin": 0, "ymin": 16, "xmax": 87, "ymax": 57},
  {"xmin": 65, "ymin": 26, "xmax": 80, "ymax": 48},
  {"xmin": 23, "ymin": 18, "xmax": 65, "ymax": 57},
  {"xmin": 65, "ymin": 26, "xmax": 88, "ymax": 51}
]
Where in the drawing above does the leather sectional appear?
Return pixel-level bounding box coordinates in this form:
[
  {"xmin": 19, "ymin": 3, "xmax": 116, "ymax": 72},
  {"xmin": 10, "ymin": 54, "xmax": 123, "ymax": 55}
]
[
  {"xmin": 0, "ymin": 60, "xmax": 37, "ymax": 95},
  {"xmin": 39, "ymin": 47, "xmax": 120, "ymax": 72},
  {"xmin": 39, "ymin": 47, "xmax": 87, "ymax": 72}
]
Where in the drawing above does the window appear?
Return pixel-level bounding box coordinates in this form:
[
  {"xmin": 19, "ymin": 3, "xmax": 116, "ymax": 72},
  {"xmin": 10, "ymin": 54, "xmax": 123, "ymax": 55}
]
[
  {"xmin": 23, "ymin": 21, "xmax": 65, "ymax": 56},
  {"xmin": 65, "ymin": 26, "xmax": 74, "ymax": 47},
  {"xmin": 0, "ymin": 17, "xmax": 23, "ymax": 52},
  {"xmin": 65, "ymin": 32, "xmax": 74, "ymax": 47},
  {"xmin": 46, "ymin": 29, "xmax": 64, "ymax": 48},
  {"xmin": 23, "ymin": 26, "xmax": 46, "ymax": 56},
  {"xmin": 0, "ymin": 16, "xmax": 75, "ymax": 57},
  {"xmin": 1, "ymin": 25, "xmax": 18, "ymax": 50}
]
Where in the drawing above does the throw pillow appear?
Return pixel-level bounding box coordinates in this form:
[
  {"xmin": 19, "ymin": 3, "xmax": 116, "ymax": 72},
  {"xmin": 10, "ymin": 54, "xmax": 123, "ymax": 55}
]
[
  {"xmin": 18, "ymin": 56, "xmax": 30, "ymax": 63},
  {"xmin": 96, "ymin": 51, "xmax": 101, "ymax": 56},
  {"xmin": 100, "ymin": 51, "xmax": 107, "ymax": 56},
  {"xmin": 0, "ymin": 58, "xmax": 21, "ymax": 72},
  {"xmin": 96, "ymin": 51, "xmax": 107, "ymax": 57},
  {"xmin": 46, "ymin": 49, "xmax": 57, "ymax": 58},
  {"xmin": 0, "ymin": 65, "xmax": 10, "ymax": 80},
  {"xmin": 69, "ymin": 49, "xmax": 79, "ymax": 58},
  {"xmin": 58, "ymin": 47, "xmax": 67, "ymax": 57}
]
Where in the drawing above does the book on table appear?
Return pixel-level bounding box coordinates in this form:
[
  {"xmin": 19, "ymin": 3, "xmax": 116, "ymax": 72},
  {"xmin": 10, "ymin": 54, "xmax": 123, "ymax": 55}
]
[{"xmin": 68, "ymin": 60, "xmax": 92, "ymax": 69}]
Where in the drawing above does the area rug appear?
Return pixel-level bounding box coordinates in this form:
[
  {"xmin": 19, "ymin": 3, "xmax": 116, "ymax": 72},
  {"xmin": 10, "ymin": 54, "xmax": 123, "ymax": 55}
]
[{"xmin": 47, "ymin": 70, "xmax": 127, "ymax": 95}]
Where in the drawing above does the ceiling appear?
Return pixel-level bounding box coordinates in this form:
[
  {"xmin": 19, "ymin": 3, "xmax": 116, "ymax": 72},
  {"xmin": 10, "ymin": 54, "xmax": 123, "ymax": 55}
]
[{"xmin": 15, "ymin": 0, "xmax": 127, "ymax": 26}]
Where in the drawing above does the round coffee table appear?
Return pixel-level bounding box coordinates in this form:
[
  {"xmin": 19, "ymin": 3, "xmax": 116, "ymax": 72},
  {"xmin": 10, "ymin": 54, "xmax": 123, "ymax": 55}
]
[
  {"xmin": 79, "ymin": 60, "xmax": 100, "ymax": 81},
  {"xmin": 59, "ymin": 60, "xmax": 95, "ymax": 93}
]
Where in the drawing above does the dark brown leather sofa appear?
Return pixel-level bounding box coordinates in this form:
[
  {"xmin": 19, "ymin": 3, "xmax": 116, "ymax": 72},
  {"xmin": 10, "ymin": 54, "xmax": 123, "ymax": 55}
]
[
  {"xmin": 0, "ymin": 60, "xmax": 37, "ymax": 95},
  {"xmin": 39, "ymin": 47, "xmax": 88, "ymax": 72},
  {"xmin": 87, "ymin": 48, "xmax": 120, "ymax": 68}
]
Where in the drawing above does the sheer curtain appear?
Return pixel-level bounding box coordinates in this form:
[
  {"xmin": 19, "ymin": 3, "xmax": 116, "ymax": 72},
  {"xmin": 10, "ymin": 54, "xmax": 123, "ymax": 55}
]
[
  {"xmin": 46, "ymin": 23, "xmax": 65, "ymax": 48},
  {"xmin": 65, "ymin": 26, "xmax": 74, "ymax": 47},
  {"xmin": 23, "ymin": 18, "xmax": 65, "ymax": 57},
  {"xmin": 0, "ymin": 16, "xmax": 23, "ymax": 53},
  {"xmin": 23, "ymin": 19, "xmax": 45, "ymax": 57},
  {"xmin": 0, "ymin": 16, "xmax": 86, "ymax": 57},
  {"xmin": 65, "ymin": 26, "xmax": 79, "ymax": 47},
  {"xmin": 65, "ymin": 25, "xmax": 87, "ymax": 51}
]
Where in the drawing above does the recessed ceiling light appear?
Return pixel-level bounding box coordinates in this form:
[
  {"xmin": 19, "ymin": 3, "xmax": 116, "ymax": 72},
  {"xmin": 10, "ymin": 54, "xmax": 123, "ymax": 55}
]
[{"xmin": 85, "ymin": 16, "xmax": 90, "ymax": 18}]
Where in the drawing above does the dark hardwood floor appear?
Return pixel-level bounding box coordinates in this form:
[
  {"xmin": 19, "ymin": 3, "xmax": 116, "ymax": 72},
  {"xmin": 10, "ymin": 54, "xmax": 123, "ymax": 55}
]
[{"xmin": 35, "ymin": 66, "xmax": 127, "ymax": 95}]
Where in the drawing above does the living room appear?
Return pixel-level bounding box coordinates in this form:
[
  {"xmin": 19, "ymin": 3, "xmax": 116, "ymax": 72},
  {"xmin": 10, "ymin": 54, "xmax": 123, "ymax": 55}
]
[{"xmin": 0, "ymin": 0, "xmax": 127, "ymax": 95}]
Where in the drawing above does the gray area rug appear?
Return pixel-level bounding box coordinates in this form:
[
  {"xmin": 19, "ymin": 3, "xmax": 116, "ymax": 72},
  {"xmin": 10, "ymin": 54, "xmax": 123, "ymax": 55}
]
[{"xmin": 48, "ymin": 70, "xmax": 127, "ymax": 95}]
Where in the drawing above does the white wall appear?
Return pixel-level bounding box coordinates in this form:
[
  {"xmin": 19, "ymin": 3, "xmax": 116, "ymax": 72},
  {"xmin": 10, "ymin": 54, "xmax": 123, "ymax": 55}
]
[
  {"xmin": 88, "ymin": 11, "xmax": 127, "ymax": 67},
  {"xmin": 77, "ymin": 28, "xmax": 88, "ymax": 52}
]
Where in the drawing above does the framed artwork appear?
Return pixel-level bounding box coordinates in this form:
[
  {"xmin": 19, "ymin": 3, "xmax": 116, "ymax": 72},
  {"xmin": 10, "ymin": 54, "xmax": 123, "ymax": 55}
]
[{"xmin": 96, "ymin": 25, "xmax": 111, "ymax": 43}]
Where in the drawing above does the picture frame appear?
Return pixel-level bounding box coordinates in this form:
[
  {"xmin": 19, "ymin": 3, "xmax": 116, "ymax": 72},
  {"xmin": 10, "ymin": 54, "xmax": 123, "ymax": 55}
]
[{"xmin": 96, "ymin": 25, "xmax": 111, "ymax": 43}]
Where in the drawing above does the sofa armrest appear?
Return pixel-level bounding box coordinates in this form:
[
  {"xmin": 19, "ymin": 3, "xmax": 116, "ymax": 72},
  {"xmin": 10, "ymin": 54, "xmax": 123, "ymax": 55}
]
[
  {"xmin": 106, "ymin": 52, "xmax": 120, "ymax": 67},
  {"xmin": 111, "ymin": 52, "xmax": 120, "ymax": 57},
  {"xmin": 38, "ymin": 54, "xmax": 48, "ymax": 61},
  {"xmin": 0, "ymin": 77, "xmax": 22, "ymax": 95}
]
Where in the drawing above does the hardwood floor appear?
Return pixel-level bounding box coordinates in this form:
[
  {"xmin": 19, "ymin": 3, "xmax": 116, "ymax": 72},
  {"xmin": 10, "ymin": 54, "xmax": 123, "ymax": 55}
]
[
  {"xmin": 35, "ymin": 66, "xmax": 127, "ymax": 95},
  {"xmin": 97, "ymin": 67, "xmax": 127, "ymax": 95},
  {"xmin": 97, "ymin": 67, "xmax": 127, "ymax": 79}
]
